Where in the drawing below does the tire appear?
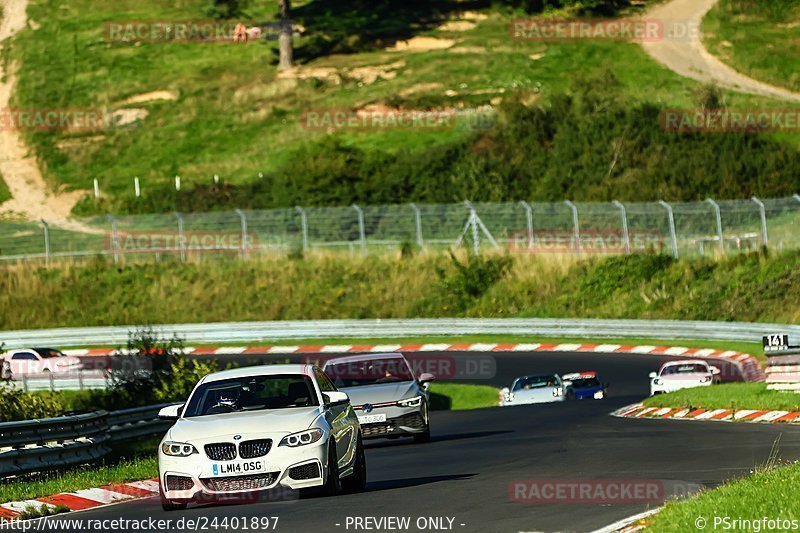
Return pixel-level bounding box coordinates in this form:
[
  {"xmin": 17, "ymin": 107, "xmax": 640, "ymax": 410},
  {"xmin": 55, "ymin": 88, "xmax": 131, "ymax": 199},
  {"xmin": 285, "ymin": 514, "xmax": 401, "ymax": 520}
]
[
  {"xmin": 321, "ymin": 440, "xmax": 341, "ymax": 496},
  {"xmin": 159, "ymin": 487, "xmax": 187, "ymax": 512},
  {"xmin": 413, "ymin": 425, "xmax": 431, "ymax": 444},
  {"xmin": 565, "ymin": 390, "xmax": 576, "ymax": 401},
  {"xmin": 341, "ymin": 434, "xmax": 367, "ymax": 492}
]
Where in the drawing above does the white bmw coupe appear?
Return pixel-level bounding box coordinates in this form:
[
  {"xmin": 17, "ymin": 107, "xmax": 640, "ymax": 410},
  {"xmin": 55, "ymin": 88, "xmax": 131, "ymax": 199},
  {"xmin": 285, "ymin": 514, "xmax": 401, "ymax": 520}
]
[{"xmin": 157, "ymin": 364, "xmax": 366, "ymax": 510}]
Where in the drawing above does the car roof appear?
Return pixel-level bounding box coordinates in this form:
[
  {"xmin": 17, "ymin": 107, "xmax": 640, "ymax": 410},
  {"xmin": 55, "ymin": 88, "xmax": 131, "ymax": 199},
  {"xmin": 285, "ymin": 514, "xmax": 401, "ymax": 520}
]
[
  {"xmin": 322, "ymin": 353, "xmax": 406, "ymax": 366},
  {"xmin": 200, "ymin": 364, "xmax": 315, "ymax": 384}
]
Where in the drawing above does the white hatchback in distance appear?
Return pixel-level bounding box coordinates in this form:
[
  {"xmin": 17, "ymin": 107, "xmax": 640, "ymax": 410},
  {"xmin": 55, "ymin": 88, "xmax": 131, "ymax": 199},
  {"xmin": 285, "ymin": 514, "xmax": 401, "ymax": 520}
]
[
  {"xmin": 649, "ymin": 360, "xmax": 721, "ymax": 396},
  {"xmin": 157, "ymin": 364, "xmax": 366, "ymax": 511}
]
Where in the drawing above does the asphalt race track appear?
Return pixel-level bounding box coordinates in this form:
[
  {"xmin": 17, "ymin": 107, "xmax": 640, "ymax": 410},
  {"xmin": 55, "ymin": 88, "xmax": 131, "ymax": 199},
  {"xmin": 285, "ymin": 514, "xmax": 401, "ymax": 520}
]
[{"xmin": 39, "ymin": 351, "xmax": 800, "ymax": 533}]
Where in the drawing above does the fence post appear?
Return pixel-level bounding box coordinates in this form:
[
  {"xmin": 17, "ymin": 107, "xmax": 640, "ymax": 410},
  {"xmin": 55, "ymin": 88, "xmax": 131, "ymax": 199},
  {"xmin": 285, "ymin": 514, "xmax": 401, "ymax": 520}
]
[
  {"xmin": 409, "ymin": 203, "xmax": 424, "ymax": 249},
  {"xmin": 564, "ymin": 200, "xmax": 581, "ymax": 256},
  {"xmin": 134, "ymin": 177, "xmax": 140, "ymax": 197},
  {"xmin": 173, "ymin": 212, "xmax": 186, "ymax": 262},
  {"xmin": 706, "ymin": 198, "xmax": 724, "ymax": 255},
  {"xmin": 93, "ymin": 178, "xmax": 100, "ymax": 199},
  {"xmin": 107, "ymin": 215, "xmax": 120, "ymax": 263},
  {"xmin": 295, "ymin": 206, "xmax": 308, "ymax": 252},
  {"xmin": 41, "ymin": 219, "xmax": 50, "ymax": 263},
  {"xmin": 751, "ymin": 197, "xmax": 768, "ymax": 247},
  {"xmin": 520, "ymin": 201, "xmax": 534, "ymax": 250},
  {"xmin": 612, "ymin": 200, "xmax": 630, "ymax": 254},
  {"xmin": 234, "ymin": 208, "xmax": 248, "ymax": 258},
  {"xmin": 352, "ymin": 205, "xmax": 367, "ymax": 255},
  {"xmin": 658, "ymin": 200, "xmax": 679, "ymax": 259}
]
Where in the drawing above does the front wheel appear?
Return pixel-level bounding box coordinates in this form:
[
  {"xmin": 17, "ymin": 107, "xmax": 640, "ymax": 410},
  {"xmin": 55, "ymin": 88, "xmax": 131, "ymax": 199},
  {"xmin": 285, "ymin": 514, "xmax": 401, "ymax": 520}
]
[
  {"xmin": 413, "ymin": 425, "xmax": 431, "ymax": 444},
  {"xmin": 341, "ymin": 434, "xmax": 366, "ymax": 492}
]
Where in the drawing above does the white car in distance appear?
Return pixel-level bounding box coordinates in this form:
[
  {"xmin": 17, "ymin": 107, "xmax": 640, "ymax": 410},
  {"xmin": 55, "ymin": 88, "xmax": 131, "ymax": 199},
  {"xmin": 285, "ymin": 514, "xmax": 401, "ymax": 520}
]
[
  {"xmin": 649, "ymin": 360, "xmax": 721, "ymax": 396},
  {"xmin": 157, "ymin": 364, "xmax": 366, "ymax": 511},
  {"xmin": 2, "ymin": 348, "xmax": 82, "ymax": 376}
]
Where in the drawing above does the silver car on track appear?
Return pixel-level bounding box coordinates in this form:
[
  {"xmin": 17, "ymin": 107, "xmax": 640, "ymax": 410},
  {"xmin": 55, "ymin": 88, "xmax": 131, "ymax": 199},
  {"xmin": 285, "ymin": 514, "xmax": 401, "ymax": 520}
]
[{"xmin": 323, "ymin": 353, "xmax": 434, "ymax": 443}]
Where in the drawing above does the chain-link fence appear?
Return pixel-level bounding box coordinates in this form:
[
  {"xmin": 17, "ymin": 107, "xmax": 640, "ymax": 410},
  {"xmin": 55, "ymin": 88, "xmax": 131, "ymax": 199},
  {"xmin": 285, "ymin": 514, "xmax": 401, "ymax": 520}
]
[{"xmin": 1, "ymin": 196, "xmax": 798, "ymax": 262}]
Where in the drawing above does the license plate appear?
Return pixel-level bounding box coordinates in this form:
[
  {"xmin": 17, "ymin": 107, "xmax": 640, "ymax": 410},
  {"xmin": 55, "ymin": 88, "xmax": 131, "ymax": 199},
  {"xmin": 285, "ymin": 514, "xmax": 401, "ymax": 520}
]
[
  {"xmin": 358, "ymin": 413, "xmax": 387, "ymax": 424},
  {"xmin": 212, "ymin": 460, "xmax": 264, "ymax": 476}
]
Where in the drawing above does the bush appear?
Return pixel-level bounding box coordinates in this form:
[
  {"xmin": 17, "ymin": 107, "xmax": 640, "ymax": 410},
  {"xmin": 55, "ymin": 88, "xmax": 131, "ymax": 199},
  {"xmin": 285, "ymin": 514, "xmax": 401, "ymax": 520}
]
[
  {"xmin": 0, "ymin": 384, "xmax": 65, "ymax": 422},
  {"xmin": 107, "ymin": 327, "xmax": 220, "ymax": 406}
]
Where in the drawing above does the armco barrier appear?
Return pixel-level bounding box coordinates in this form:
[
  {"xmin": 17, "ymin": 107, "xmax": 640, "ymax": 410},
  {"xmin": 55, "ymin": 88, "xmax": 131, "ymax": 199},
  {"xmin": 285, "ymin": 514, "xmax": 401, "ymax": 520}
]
[
  {"xmin": 0, "ymin": 403, "xmax": 176, "ymax": 478},
  {"xmin": 0, "ymin": 318, "xmax": 797, "ymax": 349}
]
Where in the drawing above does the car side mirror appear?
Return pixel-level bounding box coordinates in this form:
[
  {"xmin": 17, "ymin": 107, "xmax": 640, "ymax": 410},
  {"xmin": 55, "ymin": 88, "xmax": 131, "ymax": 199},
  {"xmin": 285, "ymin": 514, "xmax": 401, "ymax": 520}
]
[
  {"xmin": 418, "ymin": 373, "xmax": 435, "ymax": 385},
  {"xmin": 648, "ymin": 372, "xmax": 657, "ymax": 379},
  {"xmin": 710, "ymin": 366, "xmax": 721, "ymax": 375},
  {"xmin": 158, "ymin": 403, "xmax": 184, "ymax": 421},
  {"xmin": 323, "ymin": 391, "xmax": 350, "ymax": 407}
]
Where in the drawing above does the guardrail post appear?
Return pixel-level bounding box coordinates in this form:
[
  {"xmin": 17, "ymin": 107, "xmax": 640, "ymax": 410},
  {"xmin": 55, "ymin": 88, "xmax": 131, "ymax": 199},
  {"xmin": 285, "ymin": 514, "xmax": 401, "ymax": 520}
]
[
  {"xmin": 564, "ymin": 200, "xmax": 581, "ymax": 256},
  {"xmin": 658, "ymin": 200, "xmax": 679, "ymax": 258},
  {"xmin": 352, "ymin": 204, "xmax": 366, "ymax": 255},
  {"xmin": 108, "ymin": 215, "xmax": 120, "ymax": 263},
  {"xmin": 520, "ymin": 201, "xmax": 534, "ymax": 250},
  {"xmin": 295, "ymin": 206, "xmax": 308, "ymax": 252},
  {"xmin": 612, "ymin": 200, "xmax": 630, "ymax": 254},
  {"xmin": 234, "ymin": 208, "xmax": 248, "ymax": 258},
  {"xmin": 706, "ymin": 198, "xmax": 725, "ymax": 255},
  {"xmin": 751, "ymin": 197, "xmax": 768, "ymax": 246},
  {"xmin": 173, "ymin": 212, "xmax": 186, "ymax": 261},
  {"xmin": 41, "ymin": 219, "xmax": 50, "ymax": 263},
  {"xmin": 409, "ymin": 203, "xmax": 424, "ymax": 249}
]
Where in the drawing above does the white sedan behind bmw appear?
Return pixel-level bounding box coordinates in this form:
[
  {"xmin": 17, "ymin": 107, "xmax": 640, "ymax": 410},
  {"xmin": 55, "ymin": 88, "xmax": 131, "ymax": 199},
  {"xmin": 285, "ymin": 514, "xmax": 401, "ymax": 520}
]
[
  {"xmin": 157, "ymin": 364, "xmax": 366, "ymax": 511},
  {"xmin": 649, "ymin": 360, "xmax": 721, "ymax": 396}
]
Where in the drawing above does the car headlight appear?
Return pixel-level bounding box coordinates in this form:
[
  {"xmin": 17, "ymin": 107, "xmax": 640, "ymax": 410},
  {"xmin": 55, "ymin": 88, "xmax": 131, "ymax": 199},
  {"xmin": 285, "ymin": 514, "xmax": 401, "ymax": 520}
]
[
  {"xmin": 397, "ymin": 396, "xmax": 422, "ymax": 408},
  {"xmin": 594, "ymin": 390, "xmax": 604, "ymax": 400},
  {"xmin": 653, "ymin": 378, "xmax": 663, "ymax": 386},
  {"xmin": 161, "ymin": 441, "xmax": 198, "ymax": 457},
  {"xmin": 701, "ymin": 375, "xmax": 712, "ymax": 383},
  {"xmin": 279, "ymin": 429, "xmax": 324, "ymax": 448}
]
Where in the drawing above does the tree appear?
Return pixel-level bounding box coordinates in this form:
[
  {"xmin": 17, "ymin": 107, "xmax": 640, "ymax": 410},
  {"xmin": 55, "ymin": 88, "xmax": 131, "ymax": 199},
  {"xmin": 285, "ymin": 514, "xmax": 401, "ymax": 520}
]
[{"xmin": 278, "ymin": 0, "xmax": 294, "ymax": 70}]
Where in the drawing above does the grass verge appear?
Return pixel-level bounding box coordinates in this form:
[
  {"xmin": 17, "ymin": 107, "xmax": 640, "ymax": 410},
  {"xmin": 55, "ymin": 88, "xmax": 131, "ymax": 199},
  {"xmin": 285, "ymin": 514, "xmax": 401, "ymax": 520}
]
[
  {"xmin": 642, "ymin": 383, "xmax": 800, "ymax": 413},
  {"xmin": 647, "ymin": 458, "xmax": 800, "ymax": 532},
  {"xmin": 1, "ymin": 251, "xmax": 799, "ymax": 331},
  {"xmin": 429, "ymin": 382, "xmax": 499, "ymax": 411},
  {"xmin": 0, "ymin": 436, "xmax": 159, "ymax": 506}
]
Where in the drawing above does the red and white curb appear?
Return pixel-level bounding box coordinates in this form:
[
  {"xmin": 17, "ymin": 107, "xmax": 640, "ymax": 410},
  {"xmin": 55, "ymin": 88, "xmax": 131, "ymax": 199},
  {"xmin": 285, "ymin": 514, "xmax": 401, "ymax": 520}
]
[
  {"xmin": 64, "ymin": 343, "xmax": 765, "ymax": 382},
  {"xmin": 612, "ymin": 403, "xmax": 800, "ymax": 424},
  {"xmin": 0, "ymin": 479, "xmax": 158, "ymax": 520}
]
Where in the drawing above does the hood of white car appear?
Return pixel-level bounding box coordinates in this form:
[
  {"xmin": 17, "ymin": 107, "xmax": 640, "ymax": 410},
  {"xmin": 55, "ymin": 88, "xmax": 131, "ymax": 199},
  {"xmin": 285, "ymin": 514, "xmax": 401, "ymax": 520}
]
[
  {"xmin": 339, "ymin": 381, "xmax": 419, "ymax": 406},
  {"xmin": 168, "ymin": 407, "xmax": 322, "ymax": 442},
  {"xmin": 512, "ymin": 387, "xmax": 558, "ymax": 401}
]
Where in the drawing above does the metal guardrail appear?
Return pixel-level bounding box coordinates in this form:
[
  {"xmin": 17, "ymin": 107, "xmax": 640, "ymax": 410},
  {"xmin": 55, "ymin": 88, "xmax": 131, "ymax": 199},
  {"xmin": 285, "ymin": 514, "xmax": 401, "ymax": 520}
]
[
  {"xmin": 0, "ymin": 403, "xmax": 176, "ymax": 478},
  {"xmin": 0, "ymin": 318, "xmax": 797, "ymax": 349}
]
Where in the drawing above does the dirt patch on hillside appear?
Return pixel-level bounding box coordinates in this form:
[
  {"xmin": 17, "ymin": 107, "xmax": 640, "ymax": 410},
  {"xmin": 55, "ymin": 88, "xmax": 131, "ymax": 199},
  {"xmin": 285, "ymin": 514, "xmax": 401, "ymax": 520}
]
[
  {"xmin": 388, "ymin": 36, "xmax": 457, "ymax": 52},
  {"xmin": 122, "ymin": 90, "xmax": 179, "ymax": 105}
]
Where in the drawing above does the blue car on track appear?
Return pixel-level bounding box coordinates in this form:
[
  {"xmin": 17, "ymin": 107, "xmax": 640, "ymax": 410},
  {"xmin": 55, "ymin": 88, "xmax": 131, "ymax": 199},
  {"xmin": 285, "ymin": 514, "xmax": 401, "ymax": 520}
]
[{"xmin": 561, "ymin": 372, "xmax": 606, "ymax": 400}]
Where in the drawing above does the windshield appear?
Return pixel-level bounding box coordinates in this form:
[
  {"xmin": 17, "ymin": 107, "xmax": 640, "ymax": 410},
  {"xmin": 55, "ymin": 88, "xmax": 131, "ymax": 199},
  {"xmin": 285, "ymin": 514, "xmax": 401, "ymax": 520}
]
[
  {"xmin": 569, "ymin": 377, "xmax": 601, "ymax": 389},
  {"xmin": 661, "ymin": 364, "xmax": 708, "ymax": 375},
  {"xmin": 33, "ymin": 348, "xmax": 64, "ymax": 358},
  {"xmin": 512, "ymin": 375, "xmax": 560, "ymax": 391},
  {"xmin": 183, "ymin": 374, "xmax": 319, "ymax": 417},
  {"xmin": 325, "ymin": 357, "xmax": 414, "ymax": 387}
]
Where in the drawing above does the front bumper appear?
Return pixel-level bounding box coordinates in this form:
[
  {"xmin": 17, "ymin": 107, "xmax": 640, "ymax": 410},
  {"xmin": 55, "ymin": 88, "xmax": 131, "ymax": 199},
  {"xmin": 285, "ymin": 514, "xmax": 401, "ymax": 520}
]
[
  {"xmin": 159, "ymin": 439, "xmax": 329, "ymax": 503},
  {"xmin": 651, "ymin": 380, "xmax": 713, "ymax": 396},
  {"xmin": 357, "ymin": 405, "xmax": 428, "ymax": 439}
]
